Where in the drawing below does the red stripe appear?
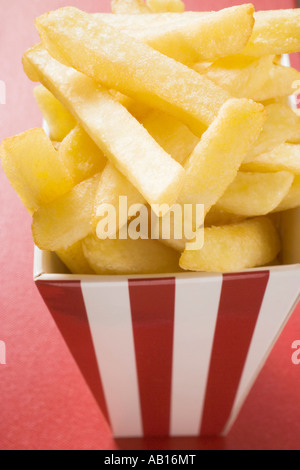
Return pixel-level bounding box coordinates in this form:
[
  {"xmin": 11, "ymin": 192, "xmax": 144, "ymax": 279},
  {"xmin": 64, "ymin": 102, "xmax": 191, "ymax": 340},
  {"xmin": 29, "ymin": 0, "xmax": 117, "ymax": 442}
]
[
  {"xmin": 128, "ymin": 278, "xmax": 175, "ymax": 437},
  {"xmin": 200, "ymin": 271, "xmax": 270, "ymax": 436},
  {"xmin": 36, "ymin": 281, "xmax": 110, "ymax": 425}
]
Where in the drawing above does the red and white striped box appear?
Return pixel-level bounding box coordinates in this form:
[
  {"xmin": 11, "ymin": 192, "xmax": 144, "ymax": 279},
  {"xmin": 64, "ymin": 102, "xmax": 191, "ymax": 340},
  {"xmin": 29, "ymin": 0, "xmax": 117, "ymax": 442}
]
[{"xmin": 33, "ymin": 208, "xmax": 300, "ymax": 438}]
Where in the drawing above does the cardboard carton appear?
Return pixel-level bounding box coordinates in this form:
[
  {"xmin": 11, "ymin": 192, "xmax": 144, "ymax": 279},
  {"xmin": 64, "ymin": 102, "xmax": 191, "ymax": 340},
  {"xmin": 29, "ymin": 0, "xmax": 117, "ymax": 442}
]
[{"xmin": 34, "ymin": 207, "xmax": 300, "ymax": 437}]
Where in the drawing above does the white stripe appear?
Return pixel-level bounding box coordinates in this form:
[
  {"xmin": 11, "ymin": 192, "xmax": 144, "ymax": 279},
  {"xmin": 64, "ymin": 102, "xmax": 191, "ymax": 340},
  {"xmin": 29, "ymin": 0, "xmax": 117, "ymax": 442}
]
[
  {"xmin": 81, "ymin": 281, "xmax": 143, "ymax": 437},
  {"xmin": 170, "ymin": 275, "xmax": 222, "ymax": 436},
  {"xmin": 224, "ymin": 267, "xmax": 300, "ymax": 434}
]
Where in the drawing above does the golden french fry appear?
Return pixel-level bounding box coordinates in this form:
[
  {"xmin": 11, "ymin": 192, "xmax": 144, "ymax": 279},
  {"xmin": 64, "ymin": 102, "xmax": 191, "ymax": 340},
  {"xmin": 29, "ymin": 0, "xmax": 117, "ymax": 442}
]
[
  {"xmin": 178, "ymin": 99, "xmax": 266, "ymax": 213},
  {"xmin": 94, "ymin": 98, "xmax": 265, "ymax": 242},
  {"xmin": 273, "ymin": 176, "xmax": 300, "ymax": 213},
  {"xmin": 34, "ymin": 85, "xmax": 76, "ymax": 141},
  {"xmin": 244, "ymin": 9, "xmax": 300, "ymax": 56},
  {"xmin": 51, "ymin": 141, "xmax": 60, "ymax": 151},
  {"xmin": 59, "ymin": 125, "xmax": 107, "ymax": 185},
  {"xmin": 82, "ymin": 234, "xmax": 181, "ymax": 274},
  {"xmin": 194, "ymin": 57, "xmax": 300, "ymax": 102},
  {"xmin": 92, "ymin": 108, "xmax": 198, "ymax": 238},
  {"xmin": 287, "ymin": 124, "xmax": 300, "ymax": 143},
  {"xmin": 242, "ymin": 143, "xmax": 300, "ymax": 174},
  {"xmin": 141, "ymin": 110, "xmax": 199, "ymax": 166},
  {"xmin": 251, "ymin": 64, "xmax": 300, "ymax": 101},
  {"xmin": 32, "ymin": 174, "xmax": 101, "ymax": 251},
  {"xmin": 0, "ymin": 128, "xmax": 73, "ymax": 214},
  {"xmin": 92, "ymin": 163, "xmax": 145, "ymax": 238},
  {"xmin": 35, "ymin": 7, "xmax": 231, "ymax": 135},
  {"xmin": 97, "ymin": 11, "xmax": 207, "ymax": 23},
  {"xmin": 153, "ymin": 98, "xmax": 266, "ymax": 253},
  {"xmin": 245, "ymin": 103, "xmax": 300, "ymax": 160},
  {"xmin": 261, "ymin": 97, "xmax": 290, "ymax": 106},
  {"xmin": 180, "ymin": 217, "xmax": 281, "ymax": 273},
  {"xmin": 111, "ymin": 90, "xmax": 151, "ymax": 121},
  {"xmin": 193, "ymin": 55, "xmax": 274, "ymax": 99},
  {"xmin": 204, "ymin": 206, "xmax": 246, "ymax": 227},
  {"xmin": 111, "ymin": 0, "xmax": 150, "ymax": 14},
  {"xmin": 98, "ymin": 7, "xmax": 300, "ymax": 58},
  {"xmin": 23, "ymin": 45, "xmax": 185, "ymax": 213},
  {"xmin": 95, "ymin": 5, "xmax": 255, "ymax": 64},
  {"xmin": 56, "ymin": 239, "xmax": 95, "ymax": 274},
  {"xmin": 216, "ymin": 171, "xmax": 294, "ymax": 217},
  {"xmin": 158, "ymin": 235, "xmax": 187, "ymax": 254},
  {"xmin": 146, "ymin": 0, "xmax": 185, "ymax": 12}
]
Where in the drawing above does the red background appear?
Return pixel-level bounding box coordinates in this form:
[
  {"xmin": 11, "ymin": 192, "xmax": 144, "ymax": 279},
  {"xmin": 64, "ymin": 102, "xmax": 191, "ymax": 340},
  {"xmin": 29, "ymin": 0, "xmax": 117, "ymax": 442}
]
[{"xmin": 1, "ymin": 0, "xmax": 300, "ymax": 450}]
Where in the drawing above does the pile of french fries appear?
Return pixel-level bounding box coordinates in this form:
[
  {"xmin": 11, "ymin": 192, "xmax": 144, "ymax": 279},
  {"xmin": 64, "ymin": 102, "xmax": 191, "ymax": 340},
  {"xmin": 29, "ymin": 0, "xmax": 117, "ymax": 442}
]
[{"xmin": 2, "ymin": 0, "xmax": 300, "ymax": 274}]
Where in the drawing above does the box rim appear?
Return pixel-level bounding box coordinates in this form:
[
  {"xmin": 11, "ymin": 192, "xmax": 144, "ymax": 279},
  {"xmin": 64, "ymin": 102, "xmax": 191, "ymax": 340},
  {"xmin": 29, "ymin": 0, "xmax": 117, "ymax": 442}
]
[{"xmin": 33, "ymin": 245, "xmax": 300, "ymax": 283}]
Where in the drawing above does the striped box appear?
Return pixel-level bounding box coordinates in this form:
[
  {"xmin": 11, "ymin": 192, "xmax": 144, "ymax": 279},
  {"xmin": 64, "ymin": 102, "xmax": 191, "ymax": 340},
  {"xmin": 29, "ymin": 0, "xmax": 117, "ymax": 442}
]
[{"xmin": 34, "ymin": 208, "xmax": 300, "ymax": 437}]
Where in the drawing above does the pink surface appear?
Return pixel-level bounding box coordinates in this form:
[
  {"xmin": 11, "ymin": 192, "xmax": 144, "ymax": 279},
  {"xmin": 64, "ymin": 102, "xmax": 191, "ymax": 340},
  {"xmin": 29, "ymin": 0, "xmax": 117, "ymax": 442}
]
[{"xmin": 1, "ymin": 0, "xmax": 300, "ymax": 450}]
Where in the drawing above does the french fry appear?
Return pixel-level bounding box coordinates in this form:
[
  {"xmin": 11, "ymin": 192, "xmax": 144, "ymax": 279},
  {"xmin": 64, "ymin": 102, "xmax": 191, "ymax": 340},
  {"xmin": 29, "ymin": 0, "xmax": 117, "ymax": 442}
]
[
  {"xmin": 95, "ymin": 5, "xmax": 255, "ymax": 64},
  {"xmin": 204, "ymin": 207, "xmax": 246, "ymax": 227},
  {"xmin": 97, "ymin": 8, "xmax": 300, "ymax": 62},
  {"xmin": 287, "ymin": 126, "xmax": 300, "ymax": 144},
  {"xmin": 35, "ymin": 7, "xmax": 232, "ymax": 135},
  {"xmin": 146, "ymin": 0, "xmax": 185, "ymax": 12},
  {"xmin": 193, "ymin": 55, "xmax": 274, "ymax": 99},
  {"xmin": 82, "ymin": 234, "xmax": 181, "ymax": 275},
  {"xmin": 244, "ymin": 103, "xmax": 300, "ymax": 160},
  {"xmin": 32, "ymin": 174, "xmax": 101, "ymax": 251},
  {"xmin": 158, "ymin": 232, "xmax": 187, "ymax": 254},
  {"xmin": 273, "ymin": 176, "xmax": 300, "ymax": 213},
  {"xmin": 34, "ymin": 85, "xmax": 76, "ymax": 141},
  {"xmin": 23, "ymin": 45, "xmax": 185, "ymax": 213},
  {"xmin": 180, "ymin": 217, "xmax": 281, "ymax": 273},
  {"xmin": 194, "ymin": 57, "xmax": 300, "ymax": 102},
  {"xmin": 94, "ymin": 98, "xmax": 265, "ymax": 242},
  {"xmin": 154, "ymin": 98, "xmax": 266, "ymax": 252},
  {"xmin": 215, "ymin": 171, "xmax": 294, "ymax": 217},
  {"xmin": 111, "ymin": 0, "xmax": 151, "ymax": 14},
  {"xmin": 92, "ymin": 109, "xmax": 198, "ymax": 237},
  {"xmin": 251, "ymin": 64, "xmax": 300, "ymax": 102},
  {"xmin": 141, "ymin": 110, "xmax": 199, "ymax": 166},
  {"xmin": 242, "ymin": 143, "xmax": 300, "ymax": 174},
  {"xmin": 261, "ymin": 97, "xmax": 290, "ymax": 106},
  {"xmin": 59, "ymin": 125, "xmax": 107, "ymax": 185},
  {"xmin": 0, "ymin": 128, "xmax": 73, "ymax": 214},
  {"xmin": 286, "ymin": 105, "xmax": 300, "ymax": 143},
  {"xmin": 98, "ymin": 7, "xmax": 300, "ymax": 59},
  {"xmin": 51, "ymin": 141, "xmax": 60, "ymax": 151},
  {"xmin": 178, "ymin": 99, "xmax": 266, "ymax": 214},
  {"xmin": 56, "ymin": 239, "xmax": 95, "ymax": 274},
  {"xmin": 111, "ymin": 91, "xmax": 151, "ymax": 121},
  {"xmin": 244, "ymin": 9, "xmax": 300, "ymax": 56},
  {"xmin": 92, "ymin": 163, "xmax": 145, "ymax": 238}
]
